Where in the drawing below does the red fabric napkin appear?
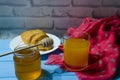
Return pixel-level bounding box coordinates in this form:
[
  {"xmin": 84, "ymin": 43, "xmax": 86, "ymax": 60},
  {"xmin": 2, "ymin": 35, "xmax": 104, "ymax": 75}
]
[{"xmin": 45, "ymin": 16, "xmax": 120, "ymax": 80}]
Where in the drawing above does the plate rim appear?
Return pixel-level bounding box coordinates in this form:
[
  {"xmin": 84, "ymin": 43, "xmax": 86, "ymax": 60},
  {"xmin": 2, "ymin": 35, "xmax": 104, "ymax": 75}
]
[{"xmin": 9, "ymin": 33, "xmax": 61, "ymax": 55}]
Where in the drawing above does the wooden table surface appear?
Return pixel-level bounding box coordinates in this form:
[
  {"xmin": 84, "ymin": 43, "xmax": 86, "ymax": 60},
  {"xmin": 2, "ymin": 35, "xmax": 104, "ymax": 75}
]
[{"xmin": 0, "ymin": 39, "xmax": 79, "ymax": 80}]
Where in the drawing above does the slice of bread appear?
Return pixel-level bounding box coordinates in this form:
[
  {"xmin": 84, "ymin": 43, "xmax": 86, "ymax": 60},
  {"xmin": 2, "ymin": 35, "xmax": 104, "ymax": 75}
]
[{"xmin": 21, "ymin": 29, "xmax": 53, "ymax": 51}]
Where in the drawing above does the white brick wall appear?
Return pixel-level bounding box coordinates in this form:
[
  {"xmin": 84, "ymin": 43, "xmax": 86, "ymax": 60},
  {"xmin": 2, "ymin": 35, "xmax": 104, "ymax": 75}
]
[
  {"xmin": 0, "ymin": 0, "xmax": 27, "ymax": 6},
  {"xmin": 32, "ymin": 0, "xmax": 71, "ymax": 6},
  {"xmin": 73, "ymin": 0, "xmax": 102, "ymax": 6},
  {"xmin": 0, "ymin": 18, "xmax": 25, "ymax": 29},
  {"xmin": 0, "ymin": 7, "xmax": 13, "ymax": 16},
  {"xmin": 14, "ymin": 7, "xmax": 52, "ymax": 17},
  {"xmin": 93, "ymin": 7, "xmax": 118, "ymax": 18},
  {"xmin": 0, "ymin": 0, "xmax": 120, "ymax": 39}
]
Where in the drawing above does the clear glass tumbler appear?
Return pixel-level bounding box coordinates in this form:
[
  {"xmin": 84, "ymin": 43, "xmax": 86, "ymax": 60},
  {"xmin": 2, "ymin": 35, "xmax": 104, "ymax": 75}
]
[
  {"xmin": 63, "ymin": 33, "xmax": 90, "ymax": 71},
  {"xmin": 13, "ymin": 45, "xmax": 41, "ymax": 80}
]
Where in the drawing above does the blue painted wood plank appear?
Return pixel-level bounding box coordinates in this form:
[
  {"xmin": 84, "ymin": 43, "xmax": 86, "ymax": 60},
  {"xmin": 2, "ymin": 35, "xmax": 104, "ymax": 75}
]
[
  {"xmin": 0, "ymin": 40, "xmax": 11, "ymax": 50},
  {"xmin": 0, "ymin": 78, "xmax": 17, "ymax": 80},
  {"xmin": 0, "ymin": 61, "xmax": 78, "ymax": 80},
  {"xmin": 0, "ymin": 62, "xmax": 16, "ymax": 78},
  {"xmin": 0, "ymin": 50, "xmax": 13, "ymax": 61}
]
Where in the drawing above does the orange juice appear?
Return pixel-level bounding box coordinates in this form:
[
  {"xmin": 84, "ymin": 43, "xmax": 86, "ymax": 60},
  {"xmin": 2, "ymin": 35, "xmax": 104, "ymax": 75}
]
[
  {"xmin": 63, "ymin": 35, "xmax": 90, "ymax": 71},
  {"xmin": 13, "ymin": 46, "xmax": 41, "ymax": 80}
]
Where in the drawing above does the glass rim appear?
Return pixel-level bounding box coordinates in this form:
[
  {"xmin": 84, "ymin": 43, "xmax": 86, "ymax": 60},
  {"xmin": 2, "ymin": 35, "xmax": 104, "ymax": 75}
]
[
  {"xmin": 63, "ymin": 32, "xmax": 90, "ymax": 40},
  {"xmin": 14, "ymin": 44, "xmax": 38, "ymax": 56}
]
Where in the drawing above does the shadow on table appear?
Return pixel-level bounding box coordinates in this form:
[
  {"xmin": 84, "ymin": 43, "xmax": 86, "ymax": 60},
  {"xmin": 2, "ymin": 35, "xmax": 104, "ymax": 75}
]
[
  {"xmin": 36, "ymin": 69, "xmax": 53, "ymax": 80},
  {"xmin": 41, "ymin": 48, "xmax": 62, "ymax": 60}
]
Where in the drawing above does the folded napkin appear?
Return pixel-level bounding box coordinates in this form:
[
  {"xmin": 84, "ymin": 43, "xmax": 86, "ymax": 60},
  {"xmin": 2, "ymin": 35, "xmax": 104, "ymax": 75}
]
[{"xmin": 45, "ymin": 16, "xmax": 120, "ymax": 80}]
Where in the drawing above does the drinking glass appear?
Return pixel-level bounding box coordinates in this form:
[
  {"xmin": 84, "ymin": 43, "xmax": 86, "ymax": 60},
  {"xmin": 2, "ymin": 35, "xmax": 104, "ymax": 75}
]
[
  {"xmin": 13, "ymin": 45, "xmax": 41, "ymax": 80},
  {"xmin": 63, "ymin": 33, "xmax": 90, "ymax": 71}
]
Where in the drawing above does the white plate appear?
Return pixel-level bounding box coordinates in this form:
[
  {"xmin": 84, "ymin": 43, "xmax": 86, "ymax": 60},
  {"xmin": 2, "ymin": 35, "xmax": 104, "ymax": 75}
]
[{"xmin": 9, "ymin": 33, "xmax": 61, "ymax": 55}]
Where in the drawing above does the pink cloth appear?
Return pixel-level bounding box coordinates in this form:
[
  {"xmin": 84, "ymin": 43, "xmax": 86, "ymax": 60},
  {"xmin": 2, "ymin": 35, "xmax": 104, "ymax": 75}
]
[{"xmin": 45, "ymin": 16, "xmax": 120, "ymax": 80}]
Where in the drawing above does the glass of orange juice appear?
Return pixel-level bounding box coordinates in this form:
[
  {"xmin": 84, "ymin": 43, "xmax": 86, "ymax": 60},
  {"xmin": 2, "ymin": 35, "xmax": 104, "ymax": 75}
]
[
  {"xmin": 13, "ymin": 45, "xmax": 41, "ymax": 80},
  {"xmin": 63, "ymin": 33, "xmax": 90, "ymax": 71}
]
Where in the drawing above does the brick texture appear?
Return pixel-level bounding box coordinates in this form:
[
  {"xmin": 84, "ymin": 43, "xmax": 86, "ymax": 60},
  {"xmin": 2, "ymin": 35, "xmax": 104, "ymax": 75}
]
[
  {"xmin": 102, "ymin": 0, "xmax": 120, "ymax": 6},
  {"xmin": 14, "ymin": 7, "xmax": 52, "ymax": 17},
  {"xmin": 0, "ymin": 0, "xmax": 27, "ymax": 6},
  {"xmin": 53, "ymin": 7, "xmax": 93, "ymax": 17},
  {"xmin": 0, "ymin": 18, "xmax": 25, "ymax": 29},
  {"xmin": 0, "ymin": 0, "xmax": 120, "ymax": 38},
  {"xmin": 68, "ymin": 7, "xmax": 93, "ymax": 17},
  {"xmin": 0, "ymin": 7, "xmax": 13, "ymax": 16},
  {"xmin": 25, "ymin": 18, "xmax": 53, "ymax": 29},
  {"xmin": 73, "ymin": 0, "xmax": 102, "ymax": 7},
  {"xmin": 93, "ymin": 7, "xmax": 117, "ymax": 18},
  {"xmin": 33, "ymin": 0, "xmax": 71, "ymax": 6},
  {"xmin": 53, "ymin": 7, "xmax": 70, "ymax": 17},
  {"xmin": 54, "ymin": 18, "xmax": 83, "ymax": 29}
]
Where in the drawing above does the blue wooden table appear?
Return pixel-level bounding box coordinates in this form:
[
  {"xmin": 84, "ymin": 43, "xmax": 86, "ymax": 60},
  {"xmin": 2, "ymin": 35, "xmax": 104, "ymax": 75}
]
[
  {"xmin": 0, "ymin": 39, "xmax": 120, "ymax": 80},
  {"xmin": 0, "ymin": 39, "xmax": 78, "ymax": 80}
]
